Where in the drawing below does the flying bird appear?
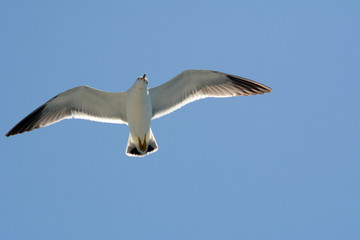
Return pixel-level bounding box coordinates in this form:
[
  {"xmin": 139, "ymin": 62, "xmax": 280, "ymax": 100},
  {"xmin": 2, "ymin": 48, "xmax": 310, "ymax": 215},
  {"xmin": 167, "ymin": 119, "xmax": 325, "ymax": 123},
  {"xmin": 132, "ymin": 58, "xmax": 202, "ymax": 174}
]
[{"xmin": 6, "ymin": 70, "xmax": 271, "ymax": 157}]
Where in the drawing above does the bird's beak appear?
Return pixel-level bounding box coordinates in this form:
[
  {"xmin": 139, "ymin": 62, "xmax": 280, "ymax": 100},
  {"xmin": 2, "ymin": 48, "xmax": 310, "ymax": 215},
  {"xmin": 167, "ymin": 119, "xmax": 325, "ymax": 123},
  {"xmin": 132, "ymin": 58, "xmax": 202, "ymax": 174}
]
[{"xmin": 142, "ymin": 73, "xmax": 146, "ymax": 81}]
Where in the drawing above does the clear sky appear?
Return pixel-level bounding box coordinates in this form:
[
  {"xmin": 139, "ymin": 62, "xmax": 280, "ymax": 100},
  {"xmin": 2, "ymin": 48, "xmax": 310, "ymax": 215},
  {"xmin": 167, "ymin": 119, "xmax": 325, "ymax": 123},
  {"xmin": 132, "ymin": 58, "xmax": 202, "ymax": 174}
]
[{"xmin": 1, "ymin": 1, "xmax": 359, "ymax": 239}]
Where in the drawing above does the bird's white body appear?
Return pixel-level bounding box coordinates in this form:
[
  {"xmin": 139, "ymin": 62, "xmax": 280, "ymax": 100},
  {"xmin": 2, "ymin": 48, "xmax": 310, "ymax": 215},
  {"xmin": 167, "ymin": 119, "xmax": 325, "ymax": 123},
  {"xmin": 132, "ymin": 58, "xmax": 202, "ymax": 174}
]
[
  {"xmin": 125, "ymin": 78, "xmax": 158, "ymax": 156},
  {"xmin": 6, "ymin": 70, "xmax": 272, "ymax": 157},
  {"xmin": 126, "ymin": 79, "xmax": 152, "ymax": 138}
]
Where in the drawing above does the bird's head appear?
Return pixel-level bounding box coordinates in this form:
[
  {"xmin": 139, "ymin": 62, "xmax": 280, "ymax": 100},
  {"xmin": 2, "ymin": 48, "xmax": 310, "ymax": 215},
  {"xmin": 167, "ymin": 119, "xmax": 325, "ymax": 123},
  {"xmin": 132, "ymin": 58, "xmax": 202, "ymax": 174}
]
[{"xmin": 137, "ymin": 73, "xmax": 148, "ymax": 84}]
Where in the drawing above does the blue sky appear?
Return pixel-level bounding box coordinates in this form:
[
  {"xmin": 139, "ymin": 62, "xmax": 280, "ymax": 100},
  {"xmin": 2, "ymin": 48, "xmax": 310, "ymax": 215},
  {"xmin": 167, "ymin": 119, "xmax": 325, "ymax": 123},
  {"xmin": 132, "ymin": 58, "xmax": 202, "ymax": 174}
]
[{"xmin": 1, "ymin": 1, "xmax": 359, "ymax": 239}]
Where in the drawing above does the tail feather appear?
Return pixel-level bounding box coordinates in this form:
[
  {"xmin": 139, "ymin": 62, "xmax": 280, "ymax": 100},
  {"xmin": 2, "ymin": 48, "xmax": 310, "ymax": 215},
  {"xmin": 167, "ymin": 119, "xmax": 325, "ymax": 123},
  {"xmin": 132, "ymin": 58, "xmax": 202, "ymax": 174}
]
[{"xmin": 126, "ymin": 129, "xmax": 158, "ymax": 157}]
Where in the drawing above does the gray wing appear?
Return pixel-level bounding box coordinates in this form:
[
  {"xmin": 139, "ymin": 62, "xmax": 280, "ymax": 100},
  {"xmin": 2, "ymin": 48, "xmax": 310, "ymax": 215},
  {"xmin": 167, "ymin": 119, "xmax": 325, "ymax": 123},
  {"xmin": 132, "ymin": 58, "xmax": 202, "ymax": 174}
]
[
  {"xmin": 6, "ymin": 86, "xmax": 127, "ymax": 136},
  {"xmin": 150, "ymin": 70, "xmax": 272, "ymax": 119}
]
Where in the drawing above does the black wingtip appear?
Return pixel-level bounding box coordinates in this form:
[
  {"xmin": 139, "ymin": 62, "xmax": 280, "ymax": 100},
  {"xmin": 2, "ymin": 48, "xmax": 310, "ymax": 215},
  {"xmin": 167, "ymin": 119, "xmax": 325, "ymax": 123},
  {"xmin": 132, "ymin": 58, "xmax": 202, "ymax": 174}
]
[
  {"xmin": 226, "ymin": 74, "xmax": 272, "ymax": 95},
  {"xmin": 6, "ymin": 104, "xmax": 46, "ymax": 137},
  {"xmin": 5, "ymin": 132, "xmax": 13, "ymax": 137}
]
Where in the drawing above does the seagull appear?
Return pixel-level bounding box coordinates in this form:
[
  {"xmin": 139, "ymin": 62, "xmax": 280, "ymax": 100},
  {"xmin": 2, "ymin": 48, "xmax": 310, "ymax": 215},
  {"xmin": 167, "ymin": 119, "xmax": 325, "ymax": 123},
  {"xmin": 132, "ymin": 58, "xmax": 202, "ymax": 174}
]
[{"xmin": 6, "ymin": 70, "xmax": 271, "ymax": 157}]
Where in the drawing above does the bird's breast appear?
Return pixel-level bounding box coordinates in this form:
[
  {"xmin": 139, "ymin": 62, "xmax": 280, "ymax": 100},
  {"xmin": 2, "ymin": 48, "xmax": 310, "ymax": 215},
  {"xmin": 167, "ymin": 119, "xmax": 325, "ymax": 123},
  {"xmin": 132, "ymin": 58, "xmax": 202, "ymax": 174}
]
[{"xmin": 126, "ymin": 89, "xmax": 152, "ymax": 136}]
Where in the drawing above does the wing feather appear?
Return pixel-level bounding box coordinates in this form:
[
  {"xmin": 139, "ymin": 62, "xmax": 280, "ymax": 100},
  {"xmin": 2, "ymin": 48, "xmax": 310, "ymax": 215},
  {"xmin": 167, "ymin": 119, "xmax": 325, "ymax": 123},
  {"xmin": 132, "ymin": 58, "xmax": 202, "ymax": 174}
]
[
  {"xmin": 150, "ymin": 70, "xmax": 271, "ymax": 119},
  {"xmin": 6, "ymin": 86, "xmax": 127, "ymax": 136}
]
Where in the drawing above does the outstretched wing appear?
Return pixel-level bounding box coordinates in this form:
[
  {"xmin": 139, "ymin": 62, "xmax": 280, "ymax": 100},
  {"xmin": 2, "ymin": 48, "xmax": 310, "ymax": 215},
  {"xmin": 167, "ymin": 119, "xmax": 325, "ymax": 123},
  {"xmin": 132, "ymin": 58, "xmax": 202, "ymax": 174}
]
[
  {"xmin": 6, "ymin": 86, "xmax": 127, "ymax": 136},
  {"xmin": 150, "ymin": 70, "xmax": 271, "ymax": 119}
]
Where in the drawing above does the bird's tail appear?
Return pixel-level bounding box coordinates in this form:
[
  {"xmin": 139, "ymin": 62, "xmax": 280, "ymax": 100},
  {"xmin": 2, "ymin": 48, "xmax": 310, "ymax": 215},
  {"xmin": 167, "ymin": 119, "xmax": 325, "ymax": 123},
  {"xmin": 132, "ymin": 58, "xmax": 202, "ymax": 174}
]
[{"xmin": 126, "ymin": 128, "xmax": 158, "ymax": 157}]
